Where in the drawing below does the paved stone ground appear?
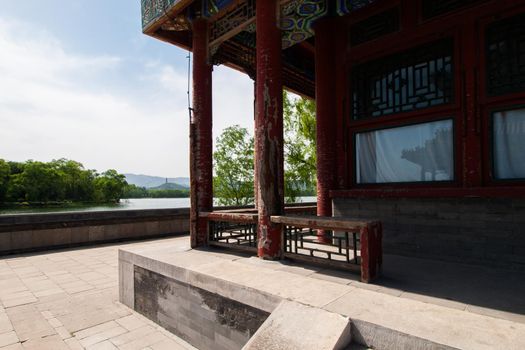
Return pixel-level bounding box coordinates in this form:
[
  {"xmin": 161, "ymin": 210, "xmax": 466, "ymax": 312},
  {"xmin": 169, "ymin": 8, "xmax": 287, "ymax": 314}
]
[
  {"xmin": 1, "ymin": 235, "xmax": 524, "ymax": 349},
  {"xmin": 0, "ymin": 237, "xmax": 196, "ymax": 350}
]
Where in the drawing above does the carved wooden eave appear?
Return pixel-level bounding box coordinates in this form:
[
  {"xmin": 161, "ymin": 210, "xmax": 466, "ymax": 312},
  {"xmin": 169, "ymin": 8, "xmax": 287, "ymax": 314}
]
[
  {"xmin": 141, "ymin": 0, "xmax": 377, "ymax": 98},
  {"xmin": 142, "ymin": 0, "xmax": 195, "ymax": 35}
]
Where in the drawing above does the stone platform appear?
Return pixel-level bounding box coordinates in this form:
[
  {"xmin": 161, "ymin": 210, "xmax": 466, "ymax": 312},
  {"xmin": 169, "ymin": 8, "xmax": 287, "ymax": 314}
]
[{"xmin": 118, "ymin": 239, "xmax": 525, "ymax": 350}]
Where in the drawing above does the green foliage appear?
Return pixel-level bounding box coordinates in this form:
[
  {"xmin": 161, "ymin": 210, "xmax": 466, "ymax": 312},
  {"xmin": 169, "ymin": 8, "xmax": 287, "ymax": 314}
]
[
  {"xmin": 7, "ymin": 161, "xmax": 24, "ymax": 175},
  {"xmin": 212, "ymin": 92, "xmax": 317, "ymax": 205},
  {"xmin": 93, "ymin": 170, "xmax": 127, "ymax": 203},
  {"xmin": 283, "ymin": 91, "xmax": 317, "ymax": 202},
  {"xmin": 213, "ymin": 125, "xmax": 254, "ymax": 206},
  {"xmin": 0, "ymin": 158, "xmax": 128, "ymax": 205},
  {"xmin": 0, "ymin": 160, "xmax": 10, "ymax": 202},
  {"xmin": 54, "ymin": 159, "xmax": 96, "ymax": 201},
  {"xmin": 148, "ymin": 189, "xmax": 189, "ymax": 198},
  {"xmin": 13, "ymin": 160, "xmax": 65, "ymax": 202},
  {"xmin": 122, "ymin": 184, "xmax": 189, "ymax": 199},
  {"xmin": 122, "ymin": 184, "xmax": 149, "ymax": 198}
]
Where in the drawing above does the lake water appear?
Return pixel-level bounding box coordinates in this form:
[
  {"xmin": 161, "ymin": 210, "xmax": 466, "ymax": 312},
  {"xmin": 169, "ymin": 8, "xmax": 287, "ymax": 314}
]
[{"xmin": 0, "ymin": 197, "xmax": 317, "ymax": 215}]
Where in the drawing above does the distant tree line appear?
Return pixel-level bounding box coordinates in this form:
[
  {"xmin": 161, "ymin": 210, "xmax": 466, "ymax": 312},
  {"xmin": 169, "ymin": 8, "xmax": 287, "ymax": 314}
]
[
  {"xmin": 122, "ymin": 185, "xmax": 189, "ymax": 199},
  {"xmin": 0, "ymin": 159, "xmax": 127, "ymax": 205}
]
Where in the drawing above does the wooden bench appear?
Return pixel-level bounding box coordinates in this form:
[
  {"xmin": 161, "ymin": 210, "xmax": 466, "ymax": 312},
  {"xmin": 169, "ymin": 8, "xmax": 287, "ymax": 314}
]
[
  {"xmin": 201, "ymin": 211, "xmax": 382, "ymax": 283},
  {"xmin": 271, "ymin": 215, "xmax": 383, "ymax": 283}
]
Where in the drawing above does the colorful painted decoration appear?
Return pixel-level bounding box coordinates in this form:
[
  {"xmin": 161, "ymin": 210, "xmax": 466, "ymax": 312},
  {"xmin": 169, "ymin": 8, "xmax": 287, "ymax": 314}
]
[
  {"xmin": 281, "ymin": 0, "xmax": 327, "ymax": 48},
  {"xmin": 143, "ymin": 0, "xmax": 378, "ymax": 49},
  {"xmin": 336, "ymin": 0, "xmax": 376, "ymax": 16},
  {"xmin": 141, "ymin": 0, "xmax": 182, "ymax": 30},
  {"xmin": 281, "ymin": 0, "xmax": 376, "ymax": 48},
  {"xmin": 203, "ymin": 0, "xmax": 236, "ymax": 17}
]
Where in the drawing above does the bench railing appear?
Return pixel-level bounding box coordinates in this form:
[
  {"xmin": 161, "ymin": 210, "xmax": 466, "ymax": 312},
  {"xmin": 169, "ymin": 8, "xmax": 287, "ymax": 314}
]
[
  {"xmin": 271, "ymin": 215, "xmax": 383, "ymax": 283},
  {"xmin": 203, "ymin": 212, "xmax": 258, "ymax": 253},
  {"xmin": 201, "ymin": 208, "xmax": 382, "ymax": 282},
  {"xmin": 283, "ymin": 227, "xmax": 359, "ymax": 264}
]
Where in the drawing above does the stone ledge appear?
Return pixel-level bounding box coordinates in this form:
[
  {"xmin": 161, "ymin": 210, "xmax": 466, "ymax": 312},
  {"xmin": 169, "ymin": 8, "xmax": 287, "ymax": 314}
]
[
  {"xmin": 117, "ymin": 243, "xmax": 525, "ymax": 349},
  {"xmin": 0, "ymin": 208, "xmax": 190, "ymax": 232},
  {"xmin": 1, "ymin": 210, "xmax": 190, "ymax": 255}
]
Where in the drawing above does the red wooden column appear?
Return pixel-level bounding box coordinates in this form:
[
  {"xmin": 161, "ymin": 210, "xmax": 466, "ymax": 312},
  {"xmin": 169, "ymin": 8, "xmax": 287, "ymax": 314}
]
[
  {"xmin": 255, "ymin": 0, "xmax": 284, "ymax": 259},
  {"xmin": 335, "ymin": 18, "xmax": 348, "ymax": 190},
  {"xmin": 462, "ymin": 16, "xmax": 482, "ymax": 187},
  {"xmin": 253, "ymin": 81, "xmax": 258, "ymax": 208},
  {"xmin": 190, "ymin": 17, "xmax": 213, "ymax": 248},
  {"xmin": 314, "ymin": 18, "xmax": 337, "ymax": 243}
]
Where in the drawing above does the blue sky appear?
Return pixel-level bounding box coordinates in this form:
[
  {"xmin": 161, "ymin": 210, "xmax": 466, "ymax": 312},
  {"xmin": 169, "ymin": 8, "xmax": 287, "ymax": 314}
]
[{"xmin": 0, "ymin": 1, "xmax": 254, "ymax": 177}]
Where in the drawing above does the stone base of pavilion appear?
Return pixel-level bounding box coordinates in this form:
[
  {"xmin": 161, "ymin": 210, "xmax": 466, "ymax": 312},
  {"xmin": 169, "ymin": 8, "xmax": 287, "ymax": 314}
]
[{"xmin": 118, "ymin": 240, "xmax": 525, "ymax": 350}]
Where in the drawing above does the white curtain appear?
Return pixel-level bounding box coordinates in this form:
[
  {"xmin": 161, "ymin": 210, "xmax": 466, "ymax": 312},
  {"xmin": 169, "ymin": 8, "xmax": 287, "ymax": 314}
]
[
  {"xmin": 356, "ymin": 120, "xmax": 453, "ymax": 183},
  {"xmin": 494, "ymin": 109, "xmax": 525, "ymax": 179}
]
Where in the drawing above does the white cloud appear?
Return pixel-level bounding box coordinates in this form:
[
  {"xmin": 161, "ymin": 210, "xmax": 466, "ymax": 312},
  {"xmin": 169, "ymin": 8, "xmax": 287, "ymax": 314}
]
[
  {"xmin": 0, "ymin": 19, "xmax": 119, "ymax": 86},
  {"xmin": 213, "ymin": 65, "xmax": 254, "ymax": 137},
  {"xmin": 0, "ymin": 17, "xmax": 254, "ymax": 177}
]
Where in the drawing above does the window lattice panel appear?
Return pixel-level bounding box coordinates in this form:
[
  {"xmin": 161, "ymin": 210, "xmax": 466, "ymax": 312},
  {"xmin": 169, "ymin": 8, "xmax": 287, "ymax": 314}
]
[
  {"xmin": 352, "ymin": 39, "xmax": 454, "ymax": 120},
  {"xmin": 422, "ymin": 0, "xmax": 487, "ymax": 20},
  {"xmin": 350, "ymin": 7, "xmax": 399, "ymax": 46},
  {"xmin": 486, "ymin": 12, "xmax": 525, "ymax": 96}
]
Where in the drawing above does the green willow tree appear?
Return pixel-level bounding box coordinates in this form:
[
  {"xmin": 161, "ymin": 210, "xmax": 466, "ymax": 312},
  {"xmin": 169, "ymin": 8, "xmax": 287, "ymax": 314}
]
[
  {"xmin": 213, "ymin": 125, "xmax": 255, "ymax": 206},
  {"xmin": 283, "ymin": 91, "xmax": 316, "ymax": 201},
  {"xmin": 55, "ymin": 159, "xmax": 97, "ymax": 201},
  {"xmin": 94, "ymin": 170, "xmax": 128, "ymax": 203},
  {"xmin": 213, "ymin": 91, "xmax": 316, "ymax": 205},
  {"xmin": 12, "ymin": 161, "xmax": 65, "ymax": 202}
]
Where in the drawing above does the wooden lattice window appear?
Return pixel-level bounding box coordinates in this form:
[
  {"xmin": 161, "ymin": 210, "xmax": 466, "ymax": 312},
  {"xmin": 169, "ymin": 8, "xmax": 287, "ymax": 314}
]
[
  {"xmin": 350, "ymin": 7, "xmax": 399, "ymax": 46},
  {"xmin": 422, "ymin": 0, "xmax": 487, "ymax": 20},
  {"xmin": 486, "ymin": 12, "xmax": 525, "ymax": 96},
  {"xmin": 351, "ymin": 39, "xmax": 454, "ymax": 120}
]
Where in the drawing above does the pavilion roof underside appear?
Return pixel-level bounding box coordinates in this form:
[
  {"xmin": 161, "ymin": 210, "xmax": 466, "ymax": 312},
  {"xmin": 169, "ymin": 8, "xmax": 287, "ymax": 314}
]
[{"xmin": 141, "ymin": 0, "xmax": 377, "ymax": 97}]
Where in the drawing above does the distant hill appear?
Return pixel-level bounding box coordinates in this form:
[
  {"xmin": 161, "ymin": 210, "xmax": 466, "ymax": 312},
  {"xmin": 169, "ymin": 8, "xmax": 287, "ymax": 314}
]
[
  {"xmin": 124, "ymin": 174, "xmax": 190, "ymax": 189},
  {"xmin": 150, "ymin": 183, "xmax": 188, "ymax": 191}
]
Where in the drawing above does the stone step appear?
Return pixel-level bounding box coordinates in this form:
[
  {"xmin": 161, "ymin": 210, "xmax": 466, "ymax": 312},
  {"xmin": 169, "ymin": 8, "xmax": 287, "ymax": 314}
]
[{"xmin": 242, "ymin": 300, "xmax": 352, "ymax": 350}]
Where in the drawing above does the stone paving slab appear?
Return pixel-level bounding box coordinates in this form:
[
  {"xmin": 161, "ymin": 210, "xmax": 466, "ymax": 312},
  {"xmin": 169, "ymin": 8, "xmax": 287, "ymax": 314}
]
[{"xmin": 0, "ymin": 237, "xmax": 196, "ymax": 350}]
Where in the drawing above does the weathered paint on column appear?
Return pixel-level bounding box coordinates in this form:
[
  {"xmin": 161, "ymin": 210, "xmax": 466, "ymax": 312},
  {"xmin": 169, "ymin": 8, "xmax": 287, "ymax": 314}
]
[
  {"xmin": 462, "ymin": 16, "xmax": 482, "ymax": 187},
  {"xmin": 255, "ymin": 0, "xmax": 284, "ymax": 259},
  {"xmin": 253, "ymin": 81, "xmax": 258, "ymax": 208},
  {"xmin": 335, "ymin": 18, "xmax": 348, "ymax": 190},
  {"xmin": 190, "ymin": 17, "xmax": 213, "ymax": 248},
  {"xmin": 359, "ymin": 222, "xmax": 383, "ymax": 283},
  {"xmin": 314, "ymin": 18, "xmax": 337, "ymax": 243}
]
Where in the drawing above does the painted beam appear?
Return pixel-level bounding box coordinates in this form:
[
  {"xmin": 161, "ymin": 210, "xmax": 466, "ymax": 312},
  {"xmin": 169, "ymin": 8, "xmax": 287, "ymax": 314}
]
[
  {"xmin": 142, "ymin": 0, "xmax": 378, "ymax": 49},
  {"xmin": 208, "ymin": 0, "xmax": 379, "ymax": 51},
  {"xmin": 141, "ymin": 0, "xmax": 193, "ymax": 33}
]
